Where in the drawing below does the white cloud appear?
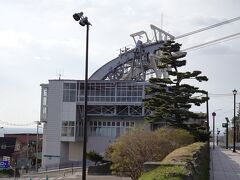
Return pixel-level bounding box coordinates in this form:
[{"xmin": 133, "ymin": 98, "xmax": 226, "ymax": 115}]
[{"xmin": 0, "ymin": 30, "xmax": 33, "ymax": 48}]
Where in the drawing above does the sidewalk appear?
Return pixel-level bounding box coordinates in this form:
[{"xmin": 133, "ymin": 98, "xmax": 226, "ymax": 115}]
[{"xmin": 210, "ymin": 145, "xmax": 240, "ymax": 180}]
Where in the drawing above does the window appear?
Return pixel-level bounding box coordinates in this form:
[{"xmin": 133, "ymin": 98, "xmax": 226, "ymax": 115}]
[
  {"xmin": 88, "ymin": 120, "xmax": 135, "ymax": 138},
  {"xmin": 41, "ymin": 87, "xmax": 48, "ymax": 121},
  {"xmin": 61, "ymin": 121, "xmax": 75, "ymax": 137},
  {"xmin": 63, "ymin": 83, "xmax": 76, "ymax": 102}
]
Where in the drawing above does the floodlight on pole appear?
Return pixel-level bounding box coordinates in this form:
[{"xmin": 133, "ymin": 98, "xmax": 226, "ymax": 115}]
[{"xmin": 73, "ymin": 11, "xmax": 91, "ymax": 180}]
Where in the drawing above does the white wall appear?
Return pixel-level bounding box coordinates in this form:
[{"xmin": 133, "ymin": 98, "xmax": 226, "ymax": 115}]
[
  {"xmin": 42, "ymin": 80, "xmax": 63, "ymax": 168},
  {"xmin": 69, "ymin": 142, "xmax": 83, "ymax": 161}
]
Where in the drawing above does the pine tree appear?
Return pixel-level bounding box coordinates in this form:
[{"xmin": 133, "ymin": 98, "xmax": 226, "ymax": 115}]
[{"xmin": 144, "ymin": 40, "xmax": 209, "ymax": 140}]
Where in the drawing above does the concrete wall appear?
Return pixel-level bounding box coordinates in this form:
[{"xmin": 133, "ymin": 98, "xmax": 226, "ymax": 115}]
[
  {"xmin": 60, "ymin": 142, "xmax": 69, "ymax": 163},
  {"xmin": 69, "ymin": 142, "xmax": 83, "ymax": 161},
  {"xmin": 42, "ymin": 80, "xmax": 63, "ymax": 168},
  {"xmin": 88, "ymin": 136, "xmax": 115, "ymax": 156}
]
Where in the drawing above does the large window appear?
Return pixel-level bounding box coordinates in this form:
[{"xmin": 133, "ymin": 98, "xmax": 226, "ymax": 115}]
[
  {"xmin": 63, "ymin": 83, "xmax": 76, "ymax": 102},
  {"xmin": 61, "ymin": 121, "xmax": 75, "ymax": 136},
  {"xmin": 76, "ymin": 81, "xmax": 143, "ymax": 103},
  {"xmin": 41, "ymin": 87, "xmax": 48, "ymax": 120},
  {"xmin": 88, "ymin": 120, "xmax": 135, "ymax": 138}
]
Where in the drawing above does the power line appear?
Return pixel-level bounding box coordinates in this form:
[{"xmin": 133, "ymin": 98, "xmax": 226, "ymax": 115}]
[
  {"xmin": 175, "ymin": 16, "xmax": 240, "ymax": 39},
  {"xmin": 0, "ymin": 119, "xmax": 36, "ymax": 127},
  {"xmin": 183, "ymin": 32, "xmax": 240, "ymax": 51},
  {"xmin": 185, "ymin": 35, "xmax": 240, "ymax": 52}
]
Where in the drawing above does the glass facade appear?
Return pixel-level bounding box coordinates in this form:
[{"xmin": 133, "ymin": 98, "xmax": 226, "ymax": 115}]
[
  {"xmin": 63, "ymin": 83, "xmax": 76, "ymax": 102},
  {"xmin": 61, "ymin": 80, "xmax": 146, "ymax": 138},
  {"xmin": 76, "ymin": 81, "xmax": 143, "ymax": 103},
  {"xmin": 88, "ymin": 120, "xmax": 135, "ymax": 138}
]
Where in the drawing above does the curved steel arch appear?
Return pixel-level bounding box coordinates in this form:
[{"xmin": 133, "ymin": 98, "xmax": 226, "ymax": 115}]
[
  {"xmin": 90, "ymin": 25, "xmax": 178, "ymax": 81},
  {"xmin": 90, "ymin": 41, "xmax": 165, "ymax": 81}
]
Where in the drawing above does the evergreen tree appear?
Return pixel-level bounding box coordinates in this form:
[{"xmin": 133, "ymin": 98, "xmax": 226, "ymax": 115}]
[{"xmin": 144, "ymin": 40, "xmax": 209, "ymax": 140}]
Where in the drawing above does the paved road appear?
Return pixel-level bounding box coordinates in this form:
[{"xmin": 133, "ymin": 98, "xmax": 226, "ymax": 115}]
[
  {"xmin": 3, "ymin": 173, "xmax": 131, "ymax": 180},
  {"xmin": 210, "ymin": 145, "xmax": 240, "ymax": 180},
  {"xmin": 0, "ymin": 176, "xmax": 130, "ymax": 180}
]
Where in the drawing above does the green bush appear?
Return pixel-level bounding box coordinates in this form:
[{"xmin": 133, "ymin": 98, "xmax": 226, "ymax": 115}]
[{"xmin": 86, "ymin": 151, "xmax": 103, "ymax": 165}]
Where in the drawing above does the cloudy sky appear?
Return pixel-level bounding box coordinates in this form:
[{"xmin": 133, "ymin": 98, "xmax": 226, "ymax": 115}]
[{"xmin": 0, "ymin": 0, "xmax": 240, "ymax": 133}]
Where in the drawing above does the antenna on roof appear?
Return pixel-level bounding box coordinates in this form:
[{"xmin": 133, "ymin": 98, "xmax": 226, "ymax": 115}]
[
  {"xmin": 161, "ymin": 13, "xmax": 163, "ymax": 29},
  {"xmin": 56, "ymin": 69, "xmax": 64, "ymax": 80}
]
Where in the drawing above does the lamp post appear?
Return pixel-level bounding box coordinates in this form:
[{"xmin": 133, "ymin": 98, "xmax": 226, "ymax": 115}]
[
  {"xmin": 206, "ymin": 92, "xmax": 210, "ymax": 136},
  {"xmin": 233, "ymin": 89, "xmax": 237, "ymax": 152},
  {"xmin": 35, "ymin": 121, "xmax": 41, "ymax": 171},
  {"xmin": 217, "ymin": 128, "xmax": 220, "ymax": 146},
  {"xmin": 212, "ymin": 112, "xmax": 216, "ymax": 149},
  {"xmin": 225, "ymin": 117, "xmax": 230, "ymax": 149},
  {"xmin": 73, "ymin": 12, "xmax": 91, "ymax": 180}
]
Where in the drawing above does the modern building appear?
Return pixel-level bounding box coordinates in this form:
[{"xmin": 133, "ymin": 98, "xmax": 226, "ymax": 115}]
[
  {"xmin": 40, "ymin": 80, "xmax": 149, "ymax": 169},
  {"xmin": 40, "ymin": 25, "xmax": 197, "ymax": 169}
]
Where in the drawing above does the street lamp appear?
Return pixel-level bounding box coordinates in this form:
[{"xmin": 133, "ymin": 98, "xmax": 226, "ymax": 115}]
[
  {"xmin": 217, "ymin": 128, "xmax": 220, "ymax": 146},
  {"xmin": 212, "ymin": 112, "xmax": 216, "ymax": 149},
  {"xmin": 225, "ymin": 117, "xmax": 230, "ymax": 149},
  {"xmin": 73, "ymin": 11, "xmax": 91, "ymax": 180},
  {"xmin": 212, "ymin": 109, "xmax": 222, "ymax": 149},
  {"xmin": 35, "ymin": 121, "xmax": 41, "ymax": 171},
  {"xmin": 233, "ymin": 89, "xmax": 237, "ymax": 152}
]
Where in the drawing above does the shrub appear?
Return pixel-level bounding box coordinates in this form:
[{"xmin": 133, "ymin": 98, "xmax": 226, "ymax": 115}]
[
  {"xmin": 106, "ymin": 127, "xmax": 194, "ymax": 180},
  {"xmin": 86, "ymin": 151, "xmax": 103, "ymax": 165}
]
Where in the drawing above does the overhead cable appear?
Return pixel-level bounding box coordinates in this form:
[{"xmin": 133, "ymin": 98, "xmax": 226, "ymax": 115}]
[{"xmin": 175, "ymin": 16, "xmax": 240, "ymax": 39}]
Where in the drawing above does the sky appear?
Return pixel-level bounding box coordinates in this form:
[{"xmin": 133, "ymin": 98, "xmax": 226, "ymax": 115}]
[{"xmin": 0, "ymin": 0, "xmax": 240, "ymax": 134}]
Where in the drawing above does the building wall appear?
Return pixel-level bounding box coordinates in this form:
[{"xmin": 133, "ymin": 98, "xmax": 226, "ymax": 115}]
[
  {"xmin": 41, "ymin": 80, "xmax": 147, "ymax": 168},
  {"xmin": 69, "ymin": 142, "xmax": 83, "ymax": 161},
  {"xmin": 87, "ymin": 136, "xmax": 115, "ymax": 155},
  {"xmin": 60, "ymin": 142, "xmax": 69, "ymax": 163},
  {"xmin": 42, "ymin": 80, "xmax": 63, "ymax": 167}
]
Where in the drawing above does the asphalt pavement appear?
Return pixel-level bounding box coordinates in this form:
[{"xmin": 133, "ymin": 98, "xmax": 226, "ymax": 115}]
[{"xmin": 210, "ymin": 145, "xmax": 240, "ymax": 180}]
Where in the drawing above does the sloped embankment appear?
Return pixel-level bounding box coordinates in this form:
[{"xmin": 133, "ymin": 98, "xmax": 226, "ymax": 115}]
[{"xmin": 139, "ymin": 142, "xmax": 209, "ymax": 180}]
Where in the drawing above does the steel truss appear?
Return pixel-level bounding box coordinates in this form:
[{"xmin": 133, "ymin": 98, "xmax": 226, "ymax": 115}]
[{"xmin": 90, "ymin": 24, "xmax": 185, "ymax": 81}]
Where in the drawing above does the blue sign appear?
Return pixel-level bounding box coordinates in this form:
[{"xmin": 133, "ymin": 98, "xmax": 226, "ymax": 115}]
[{"xmin": 0, "ymin": 160, "xmax": 9, "ymax": 169}]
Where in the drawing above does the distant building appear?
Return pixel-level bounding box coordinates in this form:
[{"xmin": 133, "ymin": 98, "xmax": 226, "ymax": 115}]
[{"xmin": 0, "ymin": 133, "xmax": 42, "ymax": 169}]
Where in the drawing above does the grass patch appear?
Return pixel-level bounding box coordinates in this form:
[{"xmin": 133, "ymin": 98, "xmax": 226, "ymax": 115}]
[
  {"xmin": 162, "ymin": 142, "xmax": 205, "ymax": 164},
  {"xmin": 139, "ymin": 164, "xmax": 187, "ymax": 180},
  {"xmin": 139, "ymin": 142, "xmax": 209, "ymax": 180}
]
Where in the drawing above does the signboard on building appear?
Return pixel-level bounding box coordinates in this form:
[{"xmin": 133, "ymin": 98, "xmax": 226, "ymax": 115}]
[{"xmin": 0, "ymin": 160, "xmax": 9, "ymax": 169}]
